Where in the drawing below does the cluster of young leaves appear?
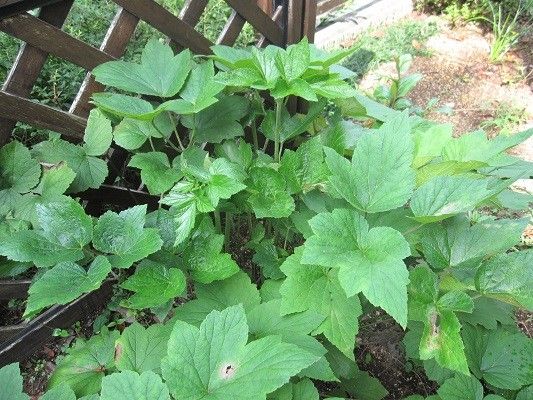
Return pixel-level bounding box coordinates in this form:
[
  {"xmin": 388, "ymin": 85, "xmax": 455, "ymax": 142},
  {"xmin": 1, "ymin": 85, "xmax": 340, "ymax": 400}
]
[{"xmin": 1, "ymin": 36, "xmax": 532, "ymax": 400}]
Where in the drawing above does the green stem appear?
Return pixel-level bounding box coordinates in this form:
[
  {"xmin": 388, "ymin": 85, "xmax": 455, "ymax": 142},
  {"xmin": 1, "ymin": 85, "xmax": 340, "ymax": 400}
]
[
  {"xmin": 147, "ymin": 136, "xmax": 156, "ymax": 152},
  {"xmin": 224, "ymin": 212, "xmax": 233, "ymax": 252},
  {"xmin": 251, "ymin": 119, "xmax": 259, "ymax": 152},
  {"xmin": 214, "ymin": 211, "xmax": 222, "ymax": 233},
  {"xmin": 274, "ymin": 98, "xmax": 283, "ymax": 163}
]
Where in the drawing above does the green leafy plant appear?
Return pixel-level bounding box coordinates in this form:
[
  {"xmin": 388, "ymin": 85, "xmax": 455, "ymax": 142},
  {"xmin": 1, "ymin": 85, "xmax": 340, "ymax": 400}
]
[
  {"xmin": 372, "ymin": 54, "xmax": 423, "ymax": 111},
  {"xmin": 1, "ymin": 38, "xmax": 532, "ymax": 399},
  {"xmin": 484, "ymin": 1, "xmax": 523, "ymax": 63}
]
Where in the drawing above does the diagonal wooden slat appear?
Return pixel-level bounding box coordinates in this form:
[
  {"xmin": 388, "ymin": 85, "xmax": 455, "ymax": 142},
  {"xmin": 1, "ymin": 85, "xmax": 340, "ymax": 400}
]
[
  {"xmin": 112, "ymin": 0, "xmax": 212, "ymax": 54},
  {"xmin": 258, "ymin": 4, "xmax": 283, "ymax": 48},
  {"xmin": 70, "ymin": 8, "xmax": 139, "ymax": 118},
  {"xmin": 217, "ymin": 9, "xmax": 245, "ymax": 45},
  {"xmin": 224, "ymin": 0, "xmax": 283, "ymax": 46},
  {"xmin": 0, "ymin": 0, "xmax": 63, "ymax": 18},
  {"xmin": 0, "ymin": 12, "xmax": 113, "ymax": 70},
  {"xmin": 0, "ymin": 91, "xmax": 86, "ymax": 140},
  {"xmin": 0, "ymin": 0, "xmax": 72, "ymax": 145},
  {"xmin": 179, "ymin": 0, "xmax": 208, "ymax": 23}
]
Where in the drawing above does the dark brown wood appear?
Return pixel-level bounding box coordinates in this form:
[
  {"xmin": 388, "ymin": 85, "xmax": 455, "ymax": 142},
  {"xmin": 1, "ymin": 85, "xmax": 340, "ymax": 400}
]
[
  {"xmin": 0, "ymin": 280, "xmax": 31, "ymax": 299},
  {"xmin": 217, "ymin": 10, "xmax": 246, "ymax": 45},
  {"xmin": 303, "ymin": 0, "xmax": 317, "ymax": 43},
  {"xmin": 0, "ymin": 0, "xmax": 64, "ymax": 18},
  {"xmin": 0, "ymin": 325, "xmax": 25, "ymax": 344},
  {"xmin": 113, "ymin": 0, "xmax": 212, "ymax": 54},
  {"xmin": 0, "ymin": 280, "xmax": 113, "ymax": 367},
  {"xmin": 0, "ymin": 91, "xmax": 86, "ymax": 140},
  {"xmin": 80, "ymin": 184, "xmax": 160, "ymax": 211},
  {"xmin": 70, "ymin": 8, "xmax": 139, "ymax": 118},
  {"xmin": 287, "ymin": 0, "xmax": 304, "ymax": 44},
  {"xmin": 0, "ymin": 0, "xmax": 73, "ymax": 145},
  {"xmin": 317, "ymin": 0, "xmax": 346, "ymax": 15},
  {"xmin": 224, "ymin": 0, "xmax": 284, "ymax": 46},
  {"xmin": 0, "ymin": 13, "xmax": 113, "ymax": 70},
  {"xmin": 258, "ymin": 4, "xmax": 283, "ymax": 47},
  {"xmin": 257, "ymin": 0, "xmax": 273, "ymax": 15},
  {"xmin": 179, "ymin": 0, "xmax": 208, "ymax": 24}
]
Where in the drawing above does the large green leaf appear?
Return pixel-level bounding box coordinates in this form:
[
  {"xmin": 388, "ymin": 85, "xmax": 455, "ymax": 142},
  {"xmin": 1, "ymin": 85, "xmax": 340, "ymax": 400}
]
[
  {"xmin": 0, "ymin": 141, "xmax": 40, "ymax": 207},
  {"xmin": 83, "ymin": 109, "xmax": 112, "ymax": 156},
  {"xmin": 25, "ymin": 256, "xmax": 111, "ymax": 317},
  {"xmin": 40, "ymin": 385, "xmax": 76, "ymax": 400},
  {"xmin": 35, "ymin": 197, "xmax": 93, "ymax": 248},
  {"xmin": 128, "ymin": 152, "xmax": 182, "ymax": 195},
  {"xmin": 114, "ymin": 323, "xmax": 172, "ymax": 374},
  {"xmin": 248, "ymin": 167, "xmax": 295, "ymax": 218},
  {"xmin": 280, "ymin": 247, "xmax": 362, "ymax": 358},
  {"xmin": 121, "ymin": 260, "xmax": 186, "ymax": 309},
  {"xmin": 33, "ymin": 138, "xmax": 108, "ymax": 193},
  {"xmin": 437, "ymin": 375, "xmax": 484, "ymax": 400},
  {"xmin": 420, "ymin": 216, "xmax": 528, "ymax": 270},
  {"xmin": 275, "ymin": 37, "xmax": 310, "ymax": 83},
  {"xmin": 93, "ymin": 205, "xmax": 162, "ymax": 268},
  {"xmin": 113, "ymin": 115, "xmax": 173, "ymax": 150},
  {"xmin": 181, "ymin": 95, "xmax": 249, "ymax": 143},
  {"xmin": 0, "ymin": 230, "xmax": 84, "ymax": 268},
  {"xmin": 412, "ymin": 121, "xmax": 453, "ymax": 168},
  {"xmin": 182, "ymin": 230, "xmax": 239, "ymax": 284},
  {"xmin": 480, "ymin": 329, "xmax": 533, "ymax": 390},
  {"xmin": 476, "ymin": 250, "xmax": 533, "ymax": 310},
  {"xmin": 419, "ymin": 308, "xmax": 470, "ymax": 375},
  {"xmin": 442, "ymin": 128, "xmax": 533, "ymax": 164},
  {"xmin": 172, "ymin": 271, "xmax": 260, "ymax": 326},
  {"xmin": 325, "ymin": 113, "xmax": 415, "ymax": 213},
  {"xmin": 161, "ymin": 305, "xmax": 318, "ymax": 400},
  {"xmin": 93, "ymin": 40, "xmax": 192, "ymax": 97},
  {"xmin": 49, "ymin": 329, "xmax": 119, "ymax": 397},
  {"xmin": 247, "ymin": 300, "xmax": 336, "ymax": 382},
  {"xmin": 302, "ymin": 209, "xmax": 410, "ymax": 327},
  {"xmin": 280, "ymin": 136, "xmax": 328, "ymax": 194},
  {"xmin": 408, "ymin": 266, "xmax": 471, "ymax": 374},
  {"xmin": 100, "ymin": 370, "xmax": 170, "ymax": 400},
  {"xmin": 0, "ymin": 363, "xmax": 28, "ymax": 400},
  {"xmin": 164, "ymin": 61, "xmax": 224, "ymax": 114},
  {"xmin": 410, "ymin": 176, "xmax": 495, "ymax": 223},
  {"xmin": 92, "ymin": 93, "xmax": 159, "ymax": 120}
]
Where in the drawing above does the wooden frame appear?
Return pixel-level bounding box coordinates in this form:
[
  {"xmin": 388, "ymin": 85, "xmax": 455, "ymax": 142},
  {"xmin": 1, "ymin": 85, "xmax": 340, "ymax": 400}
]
[{"xmin": 0, "ymin": 0, "xmax": 317, "ymax": 367}]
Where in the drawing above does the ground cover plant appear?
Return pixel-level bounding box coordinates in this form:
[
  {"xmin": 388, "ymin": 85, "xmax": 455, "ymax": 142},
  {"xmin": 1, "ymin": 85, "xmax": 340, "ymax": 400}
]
[{"xmin": 0, "ymin": 37, "xmax": 532, "ymax": 399}]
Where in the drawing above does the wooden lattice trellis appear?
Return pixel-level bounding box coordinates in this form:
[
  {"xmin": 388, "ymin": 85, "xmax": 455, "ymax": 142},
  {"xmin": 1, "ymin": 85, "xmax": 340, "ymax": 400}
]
[{"xmin": 0, "ymin": 0, "xmax": 317, "ymax": 366}]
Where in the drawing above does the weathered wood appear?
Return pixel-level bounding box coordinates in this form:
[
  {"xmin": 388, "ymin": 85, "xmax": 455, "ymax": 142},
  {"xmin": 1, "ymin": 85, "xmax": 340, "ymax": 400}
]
[
  {"xmin": 0, "ymin": 280, "xmax": 31, "ymax": 300},
  {"xmin": 113, "ymin": 0, "xmax": 212, "ymax": 54},
  {"xmin": 317, "ymin": 0, "xmax": 346, "ymax": 15},
  {"xmin": 0, "ymin": 0, "xmax": 73, "ymax": 145},
  {"xmin": 258, "ymin": 4, "xmax": 283, "ymax": 47},
  {"xmin": 179, "ymin": 0, "xmax": 208, "ymax": 24},
  {"xmin": 0, "ymin": 280, "xmax": 113, "ymax": 367},
  {"xmin": 80, "ymin": 184, "xmax": 160, "ymax": 211},
  {"xmin": 0, "ymin": 91, "xmax": 86, "ymax": 140},
  {"xmin": 224, "ymin": 0, "xmax": 284, "ymax": 46},
  {"xmin": 287, "ymin": 0, "xmax": 304, "ymax": 44},
  {"xmin": 303, "ymin": 0, "xmax": 317, "ymax": 42},
  {"xmin": 0, "ymin": 0, "xmax": 64, "ymax": 18},
  {"xmin": 257, "ymin": 0, "xmax": 273, "ymax": 15},
  {"xmin": 0, "ymin": 13, "xmax": 113, "ymax": 70},
  {"xmin": 217, "ymin": 10, "xmax": 246, "ymax": 45},
  {"xmin": 70, "ymin": 8, "xmax": 139, "ymax": 117},
  {"xmin": 0, "ymin": 325, "xmax": 25, "ymax": 344}
]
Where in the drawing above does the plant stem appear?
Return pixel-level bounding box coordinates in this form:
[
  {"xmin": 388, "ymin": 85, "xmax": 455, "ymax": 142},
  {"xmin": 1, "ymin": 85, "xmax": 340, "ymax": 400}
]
[
  {"xmin": 251, "ymin": 119, "xmax": 259, "ymax": 152},
  {"xmin": 214, "ymin": 210, "xmax": 222, "ymax": 233},
  {"xmin": 274, "ymin": 98, "xmax": 283, "ymax": 163},
  {"xmin": 224, "ymin": 212, "xmax": 232, "ymax": 252}
]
